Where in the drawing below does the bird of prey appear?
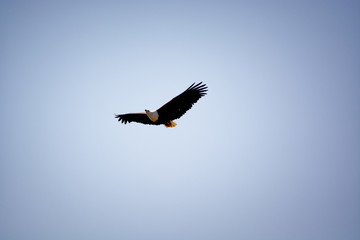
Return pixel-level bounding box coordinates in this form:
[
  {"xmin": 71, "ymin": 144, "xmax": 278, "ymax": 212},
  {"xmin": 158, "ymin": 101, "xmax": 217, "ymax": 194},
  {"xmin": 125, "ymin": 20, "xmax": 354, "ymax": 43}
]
[{"xmin": 115, "ymin": 82, "xmax": 207, "ymax": 127}]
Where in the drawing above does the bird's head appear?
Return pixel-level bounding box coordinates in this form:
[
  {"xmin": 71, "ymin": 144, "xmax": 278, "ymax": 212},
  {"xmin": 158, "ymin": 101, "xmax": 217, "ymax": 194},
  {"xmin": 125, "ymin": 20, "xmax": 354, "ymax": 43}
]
[{"xmin": 145, "ymin": 109, "xmax": 149, "ymax": 113}]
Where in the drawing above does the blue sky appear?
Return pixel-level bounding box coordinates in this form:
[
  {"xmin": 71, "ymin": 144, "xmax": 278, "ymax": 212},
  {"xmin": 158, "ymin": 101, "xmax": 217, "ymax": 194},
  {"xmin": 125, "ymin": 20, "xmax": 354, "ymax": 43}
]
[{"xmin": 1, "ymin": 1, "xmax": 359, "ymax": 239}]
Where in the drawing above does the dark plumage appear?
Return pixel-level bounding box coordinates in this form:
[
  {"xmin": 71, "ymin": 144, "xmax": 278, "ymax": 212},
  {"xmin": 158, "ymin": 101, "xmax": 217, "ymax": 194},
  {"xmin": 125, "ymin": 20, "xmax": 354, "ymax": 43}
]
[{"xmin": 115, "ymin": 82, "xmax": 208, "ymax": 127}]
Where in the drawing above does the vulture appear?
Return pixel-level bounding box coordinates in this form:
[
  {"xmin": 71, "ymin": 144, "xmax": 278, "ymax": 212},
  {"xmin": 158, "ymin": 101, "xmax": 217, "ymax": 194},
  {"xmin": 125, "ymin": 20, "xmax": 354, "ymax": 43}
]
[{"xmin": 115, "ymin": 82, "xmax": 207, "ymax": 127}]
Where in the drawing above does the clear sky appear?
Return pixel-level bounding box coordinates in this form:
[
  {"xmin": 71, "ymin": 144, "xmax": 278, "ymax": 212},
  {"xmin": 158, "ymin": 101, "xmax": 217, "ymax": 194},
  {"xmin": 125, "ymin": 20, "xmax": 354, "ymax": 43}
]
[{"xmin": 1, "ymin": 1, "xmax": 359, "ymax": 239}]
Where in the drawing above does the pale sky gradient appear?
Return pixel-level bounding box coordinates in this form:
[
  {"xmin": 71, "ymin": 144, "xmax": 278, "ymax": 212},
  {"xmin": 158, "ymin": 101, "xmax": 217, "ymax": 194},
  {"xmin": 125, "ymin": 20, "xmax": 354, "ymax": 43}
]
[{"xmin": 1, "ymin": 1, "xmax": 359, "ymax": 240}]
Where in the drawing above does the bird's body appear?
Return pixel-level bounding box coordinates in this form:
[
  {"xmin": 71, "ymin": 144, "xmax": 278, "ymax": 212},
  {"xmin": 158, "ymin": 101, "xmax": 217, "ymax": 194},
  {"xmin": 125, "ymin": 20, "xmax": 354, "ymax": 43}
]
[{"xmin": 115, "ymin": 82, "xmax": 207, "ymax": 127}]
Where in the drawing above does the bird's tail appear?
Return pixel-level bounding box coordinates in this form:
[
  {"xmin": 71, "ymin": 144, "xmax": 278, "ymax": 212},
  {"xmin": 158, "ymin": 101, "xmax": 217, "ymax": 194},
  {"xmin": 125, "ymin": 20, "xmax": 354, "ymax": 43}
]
[{"xmin": 164, "ymin": 120, "xmax": 177, "ymax": 128}]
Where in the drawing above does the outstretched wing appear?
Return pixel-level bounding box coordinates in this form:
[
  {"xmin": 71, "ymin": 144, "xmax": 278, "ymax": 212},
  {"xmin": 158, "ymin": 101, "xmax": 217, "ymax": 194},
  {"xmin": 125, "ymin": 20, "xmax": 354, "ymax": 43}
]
[
  {"xmin": 157, "ymin": 82, "xmax": 207, "ymax": 121},
  {"xmin": 115, "ymin": 113, "xmax": 156, "ymax": 125}
]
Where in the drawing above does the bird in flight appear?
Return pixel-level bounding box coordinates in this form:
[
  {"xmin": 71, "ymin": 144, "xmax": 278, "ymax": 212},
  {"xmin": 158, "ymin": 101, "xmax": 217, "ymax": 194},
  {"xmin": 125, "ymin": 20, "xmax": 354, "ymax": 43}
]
[{"xmin": 115, "ymin": 82, "xmax": 208, "ymax": 128}]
